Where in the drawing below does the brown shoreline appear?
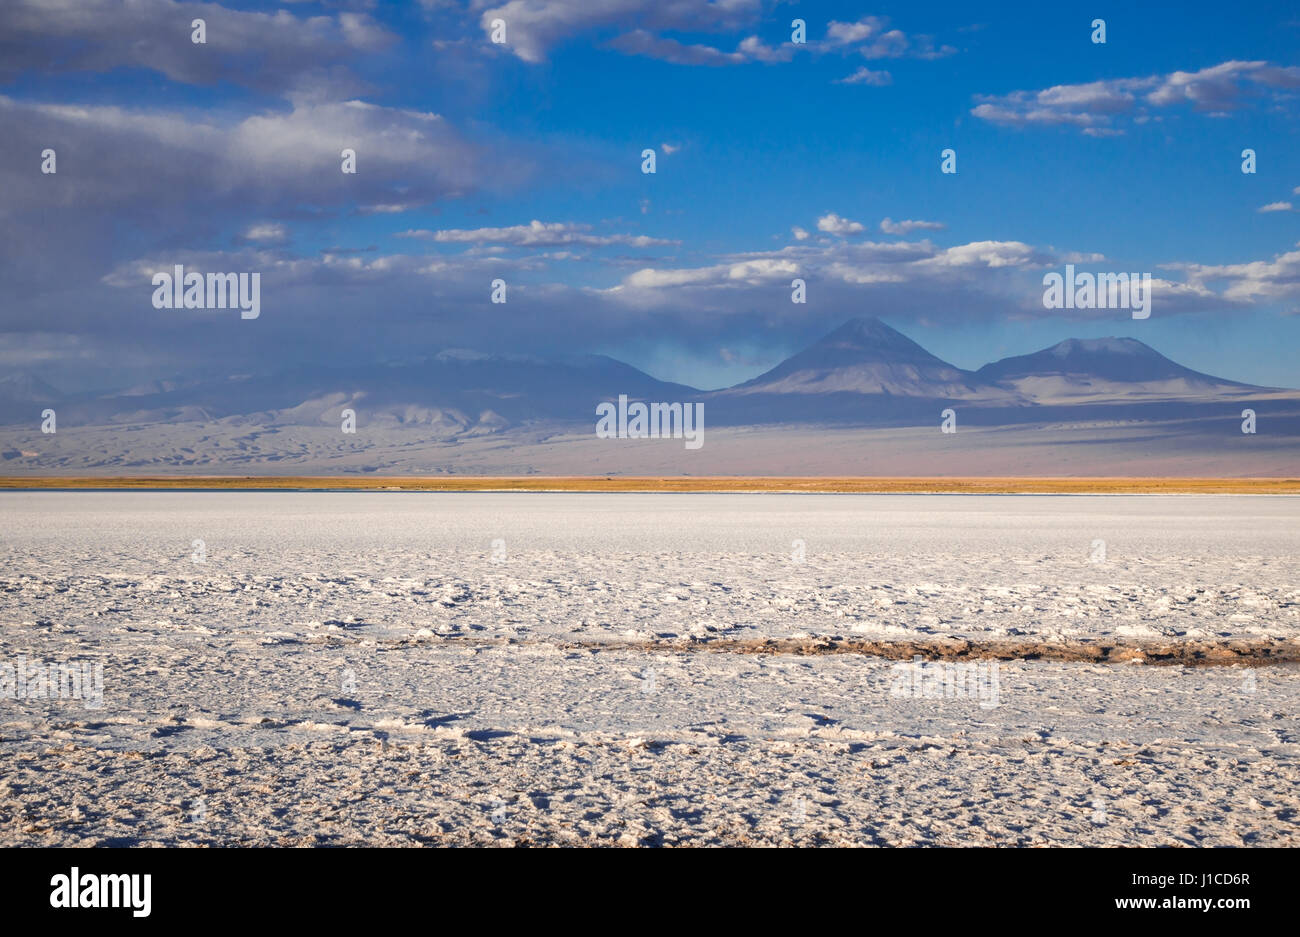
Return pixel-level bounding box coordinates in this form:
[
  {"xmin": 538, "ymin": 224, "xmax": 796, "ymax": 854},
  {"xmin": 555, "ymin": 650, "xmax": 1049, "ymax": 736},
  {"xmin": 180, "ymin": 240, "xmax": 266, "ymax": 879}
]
[
  {"xmin": 378, "ymin": 634, "xmax": 1300, "ymax": 666},
  {"xmin": 2, "ymin": 475, "xmax": 1299, "ymax": 494},
  {"xmin": 606, "ymin": 636, "xmax": 1300, "ymax": 666}
]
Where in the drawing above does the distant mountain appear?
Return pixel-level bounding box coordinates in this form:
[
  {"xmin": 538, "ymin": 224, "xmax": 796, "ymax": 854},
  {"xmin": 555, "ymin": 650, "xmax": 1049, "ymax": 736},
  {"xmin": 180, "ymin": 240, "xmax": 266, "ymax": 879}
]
[
  {"xmin": 0, "ymin": 372, "xmax": 63, "ymax": 423},
  {"xmin": 1, "ymin": 321, "xmax": 1290, "ymax": 436},
  {"xmin": 976, "ymin": 337, "xmax": 1266, "ymax": 402},
  {"xmin": 16, "ymin": 352, "xmax": 703, "ymax": 436},
  {"xmin": 0, "ymin": 372, "xmax": 61, "ymax": 402},
  {"xmin": 722, "ymin": 317, "xmax": 1008, "ymax": 400},
  {"xmin": 701, "ymin": 316, "xmax": 1023, "ymax": 425}
]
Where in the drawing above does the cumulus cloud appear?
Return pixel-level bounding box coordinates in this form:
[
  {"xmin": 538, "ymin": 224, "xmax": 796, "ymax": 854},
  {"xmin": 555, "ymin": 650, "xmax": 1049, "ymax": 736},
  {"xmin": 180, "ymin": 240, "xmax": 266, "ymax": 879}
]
[
  {"xmin": 973, "ymin": 60, "xmax": 1300, "ymax": 134},
  {"xmin": 880, "ymin": 218, "xmax": 945, "ymax": 235},
  {"xmin": 614, "ymin": 239, "xmax": 1031, "ymax": 301},
  {"xmin": 397, "ymin": 220, "xmax": 677, "ymax": 247},
  {"xmin": 736, "ymin": 35, "xmax": 796, "ymax": 64},
  {"xmin": 0, "ymin": 0, "xmax": 393, "ymax": 95},
  {"xmin": 1259, "ymin": 202, "xmax": 1294, "ymax": 213},
  {"xmin": 836, "ymin": 67, "xmax": 892, "ymax": 86},
  {"xmin": 623, "ymin": 257, "xmax": 798, "ymax": 289},
  {"xmin": 913, "ymin": 240, "xmax": 1045, "ymax": 269},
  {"xmin": 477, "ymin": 4, "xmax": 947, "ymax": 69},
  {"xmin": 599, "ymin": 237, "xmax": 1048, "ymax": 331},
  {"xmin": 606, "ymin": 30, "xmax": 746, "ymax": 65},
  {"xmin": 478, "ymin": 0, "xmax": 764, "ymax": 63},
  {"xmin": 1168, "ymin": 247, "xmax": 1300, "ymax": 304},
  {"xmin": 606, "ymin": 29, "xmax": 797, "ymax": 66},
  {"xmin": 1, "ymin": 95, "xmax": 494, "ymax": 212},
  {"xmin": 597, "ymin": 234, "xmax": 1242, "ymax": 338},
  {"xmin": 240, "ymin": 222, "xmax": 289, "ymax": 244},
  {"xmin": 824, "ymin": 17, "xmax": 888, "ymax": 45},
  {"xmin": 1146, "ymin": 60, "xmax": 1299, "ymax": 108},
  {"xmin": 816, "ymin": 213, "xmax": 866, "ymax": 236},
  {"xmin": 822, "ymin": 16, "xmax": 954, "ymax": 59},
  {"xmin": 0, "ymin": 93, "xmax": 528, "ymax": 305}
]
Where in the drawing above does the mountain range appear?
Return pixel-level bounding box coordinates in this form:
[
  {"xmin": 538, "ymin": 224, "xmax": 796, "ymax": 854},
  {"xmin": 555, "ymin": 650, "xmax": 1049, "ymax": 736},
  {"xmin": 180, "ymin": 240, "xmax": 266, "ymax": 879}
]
[{"xmin": 0, "ymin": 317, "xmax": 1288, "ymax": 433}]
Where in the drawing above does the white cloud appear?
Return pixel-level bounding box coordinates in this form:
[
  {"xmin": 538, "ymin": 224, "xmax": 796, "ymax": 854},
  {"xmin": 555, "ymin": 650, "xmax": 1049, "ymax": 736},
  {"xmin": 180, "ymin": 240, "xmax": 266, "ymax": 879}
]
[
  {"xmin": 624, "ymin": 258, "xmax": 798, "ymax": 289},
  {"xmin": 603, "ymin": 30, "xmax": 796, "ymax": 66},
  {"xmin": 0, "ymin": 94, "xmax": 523, "ymax": 300},
  {"xmin": 972, "ymin": 60, "xmax": 1300, "ymax": 134},
  {"xmin": 817, "ymin": 212, "xmax": 866, "ymax": 236},
  {"xmin": 606, "ymin": 30, "xmax": 745, "ymax": 65},
  {"xmin": 916, "ymin": 240, "xmax": 1042, "ymax": 269},
  {"xmin": 610, "ymin": 237, "xmax": 1042, "ymax": 304},
  {"xmin": 241, "ymin": 222, "xmax": 289, "ymax": 243},
  {"xmin": 822, "ymin": 17, "xmax": 953, "ymax": 60},
  {"xmin": 1259, "ymin": 202, "xmax": 1294, "ymax": 213},
  {"xmin": 736, "ymin": 35, "xmax": 795, "ymax": 64},
  {"xmin": 1167, "ymin": 248, "xmax": 1300, "ymax": 303},
  {"xmin": 880, "ymin": 218, "xmax": 945, "ymax": 235},
  {"xmin": 836, "ymin": 67, "xmax": 892, "ymax": 86},
  {"xmin": 398, "ymin": 220, "xmax": 677, "ymax": 247},
  {"xmin": 0, "ymin": 95, "xmax": 490, "ymax": 209},
  {"xmin": 791, "ymin": 226, "xmax": 810, "ymax": 241},
  {"xmin": 479, "ymin": 5, "xmax": 948, "ymax": 68},
  {"xmin": 825, "ymin": 17, "xmax": 887, "ymax": 45},
  {"xmin": 358, "ymin": 202, "xmax": 427, "ymax": 215},
  {"xmin": 825, "ymin": 264, "xmax": 907, "ymax": 285},
  {"xmin": 1146, "ymin": 60, "xmax": 1273, "ymax": 108},
  {"xmin": 478, "ymin": 0, "xmax": 763, "ymax": 63},
  {"xmin": 856, "ymin": 29, "xmax": 908, "ymax": 60},
  {"xmin": 597, "ymin": 234, "xmax": 1234, "ymax": 330},
  {"xmin": 0, "ymin": 0, "xmax": 394, "ymax": 94}
]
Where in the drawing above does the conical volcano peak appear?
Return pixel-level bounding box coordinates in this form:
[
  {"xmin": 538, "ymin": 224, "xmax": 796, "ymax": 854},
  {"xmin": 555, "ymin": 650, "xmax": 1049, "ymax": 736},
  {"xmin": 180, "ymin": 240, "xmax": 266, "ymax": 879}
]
[
  {"xmin": 724, "ymin": 317, "xmax": 1004, "ymax": 399},
  {"xmin": 825, "ymin": 316, "xmax": 894, "ymax": 338},
  {"xmin": 792, "ymin": 316, "xmax": 945, "ymax": 367},
  {"xmin": 976, "ymin": 334, "xmax": 1259, "ymax": 395},
  {"xmin": 1047, "ymin": 337, "xmax": 1153, "ymax": 358},
  {"xmin": 818, "ymin": 316, "xmax": 922, "ymax": 349}
]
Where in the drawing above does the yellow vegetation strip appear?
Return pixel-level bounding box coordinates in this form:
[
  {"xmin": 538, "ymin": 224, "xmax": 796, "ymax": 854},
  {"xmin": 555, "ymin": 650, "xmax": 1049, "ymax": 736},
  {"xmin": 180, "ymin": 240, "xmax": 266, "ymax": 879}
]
[{"xmin": 2, "ymin": 476, "xmax": 1299, "ymax": 494}]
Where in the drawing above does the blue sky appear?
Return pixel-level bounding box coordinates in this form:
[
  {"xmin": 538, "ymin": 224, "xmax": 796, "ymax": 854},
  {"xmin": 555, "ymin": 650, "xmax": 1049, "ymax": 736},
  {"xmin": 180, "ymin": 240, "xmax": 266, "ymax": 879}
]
[{"xmin": 1, "ymin": 0, "xmax": 1298, "ymax": 391}]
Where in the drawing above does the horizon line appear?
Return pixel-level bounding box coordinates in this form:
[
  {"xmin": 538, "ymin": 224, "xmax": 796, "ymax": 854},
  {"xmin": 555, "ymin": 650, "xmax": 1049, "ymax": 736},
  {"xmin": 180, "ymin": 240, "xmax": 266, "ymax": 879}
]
[{"xmin": 3, "ymin": 476, "xmax": 1298, "ymax": 494}]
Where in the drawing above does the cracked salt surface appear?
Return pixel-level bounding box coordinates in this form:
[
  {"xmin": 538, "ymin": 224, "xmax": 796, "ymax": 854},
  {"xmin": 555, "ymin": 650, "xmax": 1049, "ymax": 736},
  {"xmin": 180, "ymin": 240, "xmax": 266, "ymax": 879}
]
[{"xmin": 1, "ymin": 492, "xmax": 1297, "ymax": 845}]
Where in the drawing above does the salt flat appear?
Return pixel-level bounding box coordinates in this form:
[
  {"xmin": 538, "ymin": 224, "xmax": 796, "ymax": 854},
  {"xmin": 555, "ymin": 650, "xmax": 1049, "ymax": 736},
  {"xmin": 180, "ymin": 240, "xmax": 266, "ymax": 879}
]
[{"xmin": 1, "ymin": 492, "xmax": 1297, "ymax": 846}]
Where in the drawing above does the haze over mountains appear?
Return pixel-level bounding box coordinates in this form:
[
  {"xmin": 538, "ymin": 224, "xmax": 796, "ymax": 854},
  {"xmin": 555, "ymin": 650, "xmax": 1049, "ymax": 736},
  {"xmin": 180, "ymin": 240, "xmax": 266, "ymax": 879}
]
[
  {"xmin": 1, "ymin": 317, "xmax": 1286, "ymax": 428},
  {"xmin": 0, "ymin": 351, "xmax": 697, "ymax": 434},
  {"xmin": 2, "ymin": 317, "xmax": 1296, "ymax": 475}
]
